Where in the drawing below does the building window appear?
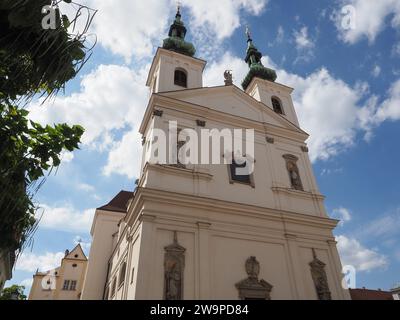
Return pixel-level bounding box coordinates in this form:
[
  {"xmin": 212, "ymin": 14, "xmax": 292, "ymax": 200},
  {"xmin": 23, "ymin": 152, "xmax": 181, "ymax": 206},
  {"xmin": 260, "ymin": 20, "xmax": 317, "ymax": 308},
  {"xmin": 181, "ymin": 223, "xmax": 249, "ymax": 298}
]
[
  {"xmin": 118, "ymin": 262, "xmax": 127, "ymax": 288},
  {"xmin": 130, "ymin": 267, "xmax": 135, "ymax": 284},
  {"xmin": 283, "ymin": 154, "xmax": 304, "ymax": 191},
  {"xmin": 228, "ymin": 155, "xmax": 254, "ymax": 187},
  {"xmin": 271, "ymin": 97, "xmax": 284, "ymax": 115},
  {"xmin": 174, "ymin": 69, "xmax": 187, "ymax": 88},
  {"xmin": 70, "ymin": 280, "xmax": 77, "ymax": 291},
  {"xmin": 62, "ymin": 280, "xmax": 70, "ymax": 291},
  {"xmin": 72, "ymin": 263, "xmax": 77, "ymax": 268}
]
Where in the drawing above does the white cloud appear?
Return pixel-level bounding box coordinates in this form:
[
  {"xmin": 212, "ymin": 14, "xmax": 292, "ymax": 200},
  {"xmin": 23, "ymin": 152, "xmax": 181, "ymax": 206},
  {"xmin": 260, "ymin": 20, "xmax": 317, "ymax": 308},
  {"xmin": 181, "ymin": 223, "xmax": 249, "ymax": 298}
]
[
  {"xmin": 60, "ymin": 151, "xmax": 74, "ymax": 163},
  {"xmin": 77, "ymin": 183, "xmax": 95, "ymax": 192},
  {"xmin": 103, "ymin": 128, "xmax": 143, "ymax": 179},
  {"xmin": 16, "ymin": 252, "xmax": 65, "ymax": 273},
  {"xmin": 73, "ymin": 236, "xmax": 92, "ymax": 252},
  {"xmin": 29, "ymin": 64, "xmax": 149, "ymax": 150},
  {"xmin": 293, "ymin": 26, "xmax": 314, "ymax": 49},
  {"xmin": 373, "ymin": 79, "xmax": 400, "ymax": 124},
  {"xmin": 204, "ymin": 52, "xmax": 248, "ymax": 87},
  {"xmin": 37, "ymin": 204, "xmax": 95, "ymax": 233},
  {"xmin": 268, "ymin": 26, "xmax": 285, "ymax": 47},
  {"xmin": 292, "ymin": 26, "xmax": 315, "ymax": 63},
  {"xmin": 184, "ymin": 0, "xmax": 268, "ymax": 40},
  {"xmin": 20, "ymin": 278, "xmax": 33, "ymax": 289},
  {"xmin": 371, "ymin": 65, "xmax": 381, "ymax": 78},
  {"xmin": 358, "ymin": 209, "xmax": 400, "ymax": 239},
  {"xmin": 75, "ymin": 0, "xmax": 268, "ymax": 62},
  {"xmin": 203, "ymin": 52, "xmax": 399, "ymax": 162},
  {"xmin": 277, "ymin": 67, "xmax": 374, "ymax": 161},
  {"xmin": 332, "ymin": 0, "xmax": 400, "ymax": 44},
  {"xmin": 336, "ymin": 235, "xmax": 388, "ymax": 272},
  {"xmin": 332, "ymin": 207, "xmax": 352, "ymax": 225},
  {"xmin": 82, "ymin": 0, "xmax": 173, "ymax": 62}
]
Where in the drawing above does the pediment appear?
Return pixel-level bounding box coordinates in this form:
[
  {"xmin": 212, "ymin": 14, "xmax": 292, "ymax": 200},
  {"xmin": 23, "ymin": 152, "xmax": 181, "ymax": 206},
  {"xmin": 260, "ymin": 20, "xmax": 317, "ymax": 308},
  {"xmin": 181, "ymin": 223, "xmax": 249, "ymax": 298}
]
[
  {"xmin": 159, "ymin": 86, "xmax": 303, "ymax": 133},
  {"xmin": 65, "ymin": 244, "xmax": 87, "ymax": 260}
]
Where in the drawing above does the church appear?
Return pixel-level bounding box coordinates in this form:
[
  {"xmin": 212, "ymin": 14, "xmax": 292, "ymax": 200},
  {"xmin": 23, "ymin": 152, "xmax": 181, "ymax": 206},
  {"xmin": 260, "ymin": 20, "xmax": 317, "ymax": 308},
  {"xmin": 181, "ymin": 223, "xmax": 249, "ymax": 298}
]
[{"xmin": 81, "ymin": 7, "xmax": 350, "ymax": 300}]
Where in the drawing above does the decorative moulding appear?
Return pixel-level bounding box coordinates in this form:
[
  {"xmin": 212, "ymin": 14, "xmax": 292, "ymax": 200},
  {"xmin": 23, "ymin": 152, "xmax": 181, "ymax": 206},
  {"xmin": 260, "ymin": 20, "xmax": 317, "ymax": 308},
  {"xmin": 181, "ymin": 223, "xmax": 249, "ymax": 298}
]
[
  {"xmin": 196, "ymin": 120, "xmax": 206, "ymax": 127},
  {"xmin": 153, "ymin": 110, "xmax": 163, "ymax": 117}
]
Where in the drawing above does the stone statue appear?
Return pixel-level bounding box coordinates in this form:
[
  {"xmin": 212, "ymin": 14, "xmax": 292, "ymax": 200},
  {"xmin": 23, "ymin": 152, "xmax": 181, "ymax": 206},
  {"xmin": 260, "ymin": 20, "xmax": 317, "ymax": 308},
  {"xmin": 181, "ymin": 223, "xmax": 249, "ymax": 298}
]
[
  {"xmin": 224, "ymin": 70, "xmax": 233, "ymax": 86},
  {"xmin": 309, "ymin": 249, "xmax": 332, "ymax": 300},
  {"xmin": 235, "ymin": 256, "xmax": 273, "ymax": 300},
  {"xmin": 287, "ymin": 160, "xmax": 303, "ymax": 191},
  {"xmin": 164, "ymin": 231, "xmax": 185, "ymax": 300}
]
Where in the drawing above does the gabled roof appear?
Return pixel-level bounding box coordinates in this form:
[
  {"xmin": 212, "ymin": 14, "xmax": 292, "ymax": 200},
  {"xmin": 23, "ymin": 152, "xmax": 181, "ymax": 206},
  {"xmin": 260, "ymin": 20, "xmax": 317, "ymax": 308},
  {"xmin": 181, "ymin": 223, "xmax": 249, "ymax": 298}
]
[
  {"xmin": 157, "ymin": 84, "xmax": 307, "ymax": 135},
  {"xmin": 64, "ymin": 244, "xmax": 87, "ymax": 261},
  {"xmin": 97, "ymin": 190, "xmax": 134, "ymax": 213}
]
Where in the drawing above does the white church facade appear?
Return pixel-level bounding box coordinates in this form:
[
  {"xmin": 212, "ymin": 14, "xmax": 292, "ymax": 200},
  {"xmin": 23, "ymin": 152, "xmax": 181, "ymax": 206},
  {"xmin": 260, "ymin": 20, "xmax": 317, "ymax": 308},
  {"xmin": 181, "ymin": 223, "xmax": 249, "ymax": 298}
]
[{"xmin": 81, "ymin": 8, "xmax": 350, "ymax": 300}]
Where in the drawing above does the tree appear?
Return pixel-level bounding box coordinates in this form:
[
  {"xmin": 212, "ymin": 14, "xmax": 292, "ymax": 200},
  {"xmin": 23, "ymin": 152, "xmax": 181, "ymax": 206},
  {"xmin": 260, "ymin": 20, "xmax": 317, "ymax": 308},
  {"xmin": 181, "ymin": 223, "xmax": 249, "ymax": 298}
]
[
  {"xmin": 0, "ymin": 1, "xmax": 96, "ymax": 254},
  {"xmin": 0, "ymin": 285, "xmax": 27, "ymax": 300}
]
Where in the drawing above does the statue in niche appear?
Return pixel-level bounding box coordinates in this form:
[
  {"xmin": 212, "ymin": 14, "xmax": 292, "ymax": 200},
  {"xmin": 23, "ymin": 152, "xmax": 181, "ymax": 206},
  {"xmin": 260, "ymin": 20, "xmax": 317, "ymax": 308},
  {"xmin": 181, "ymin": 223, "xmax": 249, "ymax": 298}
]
[
  {"xmin": 283, "ymin": 154, "xmax": 304, "ymax": 191},
  {"xmin": 235, "ymin": 256, "xmax": 273, "ymax": 300},
  {"xmin": 164, "ymin": 231, "xmax": 185, "ymax": 300},
  {"xmin": 309, "ymin": 249, "xmax": 332, "ymax": 300}
]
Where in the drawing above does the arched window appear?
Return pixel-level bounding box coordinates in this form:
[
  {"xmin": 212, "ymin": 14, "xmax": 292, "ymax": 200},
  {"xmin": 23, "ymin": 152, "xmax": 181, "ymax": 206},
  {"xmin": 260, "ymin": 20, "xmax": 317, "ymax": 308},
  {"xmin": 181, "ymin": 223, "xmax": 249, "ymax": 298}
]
[
  {"xmin": 174, "ymin": 69, "xmax": 187, "ymax": 87},
  {"xmin": 271, "ymin": 97, "xmax": 284, "ymax": 115}
]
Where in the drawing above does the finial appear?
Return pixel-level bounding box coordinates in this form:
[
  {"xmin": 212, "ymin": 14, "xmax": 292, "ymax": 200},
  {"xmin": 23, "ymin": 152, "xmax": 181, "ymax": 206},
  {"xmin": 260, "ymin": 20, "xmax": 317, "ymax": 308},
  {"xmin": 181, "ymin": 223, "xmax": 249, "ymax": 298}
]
[
  {"xmin": 176, "ymin": 1, "xmax": 182, "ymax": 15},
  {"xmin": 245, "ymin": 25, "xmax": 252, "ymax": 41},
  {"xmin": 173, "ymin": 231, "xmax": 178, "ymax": 244}
]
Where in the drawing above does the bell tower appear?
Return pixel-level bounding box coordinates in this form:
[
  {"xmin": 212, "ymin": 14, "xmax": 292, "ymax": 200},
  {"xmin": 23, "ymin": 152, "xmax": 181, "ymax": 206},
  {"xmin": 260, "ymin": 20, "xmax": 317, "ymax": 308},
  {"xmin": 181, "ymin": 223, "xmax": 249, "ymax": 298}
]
[
  {"xmin": 146, "ymin": 6, "xmax": 206, "ymax": 94},
  {"xmin": 242, "ymin": 27, "xmax": 300, "ymax": 127}
]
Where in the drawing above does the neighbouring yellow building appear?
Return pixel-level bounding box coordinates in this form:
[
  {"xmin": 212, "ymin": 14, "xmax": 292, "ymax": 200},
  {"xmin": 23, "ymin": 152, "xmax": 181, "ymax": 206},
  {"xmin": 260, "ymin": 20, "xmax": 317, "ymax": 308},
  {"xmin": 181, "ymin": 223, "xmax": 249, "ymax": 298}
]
[
  {"xmin": 81, "ymin": 8, "xmax": 350, "ymax": 300},
  {"xmin": 28, "ymin": 244, "xmax": 87, "ymax": 300}
]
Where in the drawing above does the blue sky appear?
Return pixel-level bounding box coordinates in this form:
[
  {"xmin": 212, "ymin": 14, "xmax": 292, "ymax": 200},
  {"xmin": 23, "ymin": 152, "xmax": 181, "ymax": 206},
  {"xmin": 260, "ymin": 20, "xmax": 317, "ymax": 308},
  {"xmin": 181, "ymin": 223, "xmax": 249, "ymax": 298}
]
[{"xmin": 7, "ymin": 0, "xmax": 400, "ymax": 294}]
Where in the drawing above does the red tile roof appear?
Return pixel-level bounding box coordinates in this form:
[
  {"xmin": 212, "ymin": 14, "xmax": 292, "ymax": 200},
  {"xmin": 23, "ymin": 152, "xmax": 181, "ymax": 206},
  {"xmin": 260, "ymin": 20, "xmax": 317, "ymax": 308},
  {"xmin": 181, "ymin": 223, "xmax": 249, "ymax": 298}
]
[
  {"xmin": 349, "ymin": 288, "xmax": 394, "ymax": 300},
  {"xmin": 97, "ymin": 190, "xmax": 133, "ymax": 213}
]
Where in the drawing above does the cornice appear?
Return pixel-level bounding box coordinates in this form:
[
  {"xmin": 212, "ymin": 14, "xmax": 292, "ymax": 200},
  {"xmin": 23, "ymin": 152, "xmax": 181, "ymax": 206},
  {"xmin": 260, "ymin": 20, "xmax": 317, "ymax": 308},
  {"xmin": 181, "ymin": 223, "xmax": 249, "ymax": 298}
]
[
  {"xmin": 126, "ymin": 187, "xmax": 338, "ymax": 231},
  {"xmin": 139, "ymin": 94, "xmax": 308, "ymax": 143}
]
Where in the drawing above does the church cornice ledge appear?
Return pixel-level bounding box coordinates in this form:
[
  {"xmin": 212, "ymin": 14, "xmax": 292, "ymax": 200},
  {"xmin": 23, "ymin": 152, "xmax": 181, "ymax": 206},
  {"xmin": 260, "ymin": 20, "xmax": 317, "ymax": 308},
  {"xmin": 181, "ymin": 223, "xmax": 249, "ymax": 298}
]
[
  {"xmin": 145, "ymin": 163, "xmax": 213, "ymax": 181},
  {"xmin": 140, "ymin": 94, "xmax": 308, "ymax": 144},
  {"xmin": 127, "ymin": 187, "xmax": 338, "ymax": 230},
  {"xmin": 271, "ymin": 186, "xmax": 325, "ymax": 201}
]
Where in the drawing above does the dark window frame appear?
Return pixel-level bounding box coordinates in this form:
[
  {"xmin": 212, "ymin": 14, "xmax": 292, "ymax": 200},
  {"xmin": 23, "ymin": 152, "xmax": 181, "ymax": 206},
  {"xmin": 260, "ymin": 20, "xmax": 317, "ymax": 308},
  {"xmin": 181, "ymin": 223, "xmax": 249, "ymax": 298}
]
[
  {"xmin": 227, "ymin": 154, "xmax": 255, "ymax": 188},
  {"xmin": 271, "ymin": 96, "xmax": 284, "ymax": 115},
  {"xmin": 174, "ymin": 69, "xmax": 188, "ymax": 88}
]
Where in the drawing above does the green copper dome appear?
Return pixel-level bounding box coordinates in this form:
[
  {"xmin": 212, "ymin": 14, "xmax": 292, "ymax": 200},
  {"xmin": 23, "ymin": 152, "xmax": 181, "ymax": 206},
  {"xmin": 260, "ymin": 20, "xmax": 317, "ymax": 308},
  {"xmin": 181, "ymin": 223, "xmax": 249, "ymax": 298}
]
[
  {"xmin": 241, "ymin": 28, "xmax": 277, "ymax": 90},
  {"xmin": 162, "ymin": 7, "xmax": 196, "ymax": 57}
]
